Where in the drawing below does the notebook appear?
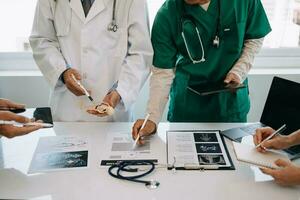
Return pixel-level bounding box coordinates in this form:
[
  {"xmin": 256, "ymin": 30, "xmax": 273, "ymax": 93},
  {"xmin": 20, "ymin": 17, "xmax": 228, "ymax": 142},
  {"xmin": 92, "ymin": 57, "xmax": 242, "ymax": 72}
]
[{"xmin": 232, "ymin": 142, "xmax": 290, "ymax": 169}]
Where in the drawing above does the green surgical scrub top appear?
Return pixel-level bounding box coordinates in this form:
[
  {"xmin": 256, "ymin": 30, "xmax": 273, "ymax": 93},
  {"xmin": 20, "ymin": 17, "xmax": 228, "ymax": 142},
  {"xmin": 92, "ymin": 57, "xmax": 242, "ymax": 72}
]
[{"xmin": 151, "ymin": 0, "xmax": 271, "ymax": 122}]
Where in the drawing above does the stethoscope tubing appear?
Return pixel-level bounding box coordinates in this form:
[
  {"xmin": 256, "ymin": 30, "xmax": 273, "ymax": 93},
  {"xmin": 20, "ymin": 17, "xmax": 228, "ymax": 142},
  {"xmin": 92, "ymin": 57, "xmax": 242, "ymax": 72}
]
[{"xmin": 108, "ymin": 161, "xmax": 155, "ymax": 185}]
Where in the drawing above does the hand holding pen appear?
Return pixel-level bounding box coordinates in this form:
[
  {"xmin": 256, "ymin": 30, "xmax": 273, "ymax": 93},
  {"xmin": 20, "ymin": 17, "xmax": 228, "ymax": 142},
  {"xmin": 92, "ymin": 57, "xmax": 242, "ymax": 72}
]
[
  {"xmin": 63, "ymin": 69, "xmax": 93, "ymax": 102},
  {"xmin": 132, "ymin": 114, "xmax": 157, "ymax": 147},
  {"xmin": 0, "ymin": 111, "xmax": 42, "ymax": 138},
  {"xmin": 253, "ymin": 124, "xmax": 289, "ymax": 153}
]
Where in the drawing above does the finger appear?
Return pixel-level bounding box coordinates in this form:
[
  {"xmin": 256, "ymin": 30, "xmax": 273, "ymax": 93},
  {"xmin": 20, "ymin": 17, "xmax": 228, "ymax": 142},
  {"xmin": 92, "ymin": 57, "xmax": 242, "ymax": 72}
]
[
  {"xmin": 4, "ymin": 125, "xmax": 41, "ymax": 138},
  {"xmin": 132, "ymin": 121, "xmax": 141, "ymax": 140},
  {"xmin": 253, "ymin": 134, "xmax": 258, "ymax": 145},
  {"xmin": 138, "ymin": 138, "xmax": 146, "ymax": 145},
  {"xmin": 71, "ymin": 69, "xmax": 82, "ymax": 80},
  {"xmin": 262, "ymin": 139, "xmax": 277, "ymax": 149},
  {"xmin": 6, "ymin": 101, "xmax": 26, "ymax": 109},
  {"xmin": 86, "ymin": 109, "xmax": 107, "ymax": 117},
  {"xmin": 275, "ymin": 159, "xmax": 290, "ymax": 167},
  {"xmin": 87, "ymin": 109, "xmax": 102, "ymax": 115},
  {"xmin": 255, "ymin": 129, "xmax": 263, "ymax": 144},
  {"xmin": 260, "ymin": 167, "xmax": 277, "ymax": 177},
  {"xmin": 256, "ymin": 146, "xmax": 266, "ymax": 153},
  {"xmin": 139, "ymin": 129, "xmax": 151, "ymax": 137},
  {"xmin": 67, "ymin": 83, "xmax": 85, "ymax": 96},
  {"xmin": 224, "ymin": 75, "xmax": 232, "ymax": 84},
  {"xmin": 0, "ymin": 112, "xmax": 30, "ymax": 123}
]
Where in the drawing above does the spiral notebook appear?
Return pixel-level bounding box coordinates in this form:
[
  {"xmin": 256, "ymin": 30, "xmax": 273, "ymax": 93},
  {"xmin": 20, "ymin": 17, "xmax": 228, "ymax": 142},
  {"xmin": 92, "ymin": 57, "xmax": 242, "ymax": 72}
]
[{"xmin": 232, "ymin": 142, "xmax": 289, "ymax": 169}]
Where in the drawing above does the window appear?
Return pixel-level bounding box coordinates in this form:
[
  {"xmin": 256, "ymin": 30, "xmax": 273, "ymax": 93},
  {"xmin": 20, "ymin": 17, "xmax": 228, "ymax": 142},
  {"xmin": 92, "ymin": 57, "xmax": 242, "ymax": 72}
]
[
  {"xmin": 0, "ymin": 0, "xmax": 299, "ymax": 70},
  {"xmin": 263, "ymin": 0, "xmax": 300, "ymax": 48},
  {"xmin": 0, "ymin": 0, "xmax": 37, "ymax": 52}
]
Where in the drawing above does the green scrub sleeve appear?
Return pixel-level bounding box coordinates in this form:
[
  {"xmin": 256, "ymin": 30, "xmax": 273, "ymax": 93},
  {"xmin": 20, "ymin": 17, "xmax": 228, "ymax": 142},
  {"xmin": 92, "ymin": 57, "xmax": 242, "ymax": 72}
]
[
  {"xmin": 151, "ymin": 9, "xmax": 177, "ymax": 69},
  {"xmin": 245, "ymin": 0, "xmax": 272, "ymax": 40}
]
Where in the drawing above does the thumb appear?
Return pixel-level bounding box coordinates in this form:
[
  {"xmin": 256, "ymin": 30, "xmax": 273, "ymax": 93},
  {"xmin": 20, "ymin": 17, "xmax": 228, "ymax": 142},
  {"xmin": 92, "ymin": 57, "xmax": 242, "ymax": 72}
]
[
  {"xmin": 6, "ymin": 101, "xmax": 25, "ymax": 109},
  {"xmin": 224, "ymin": 75, "xmax": 232, "ymax": 84},
  {"xmin": 275, "ymin": 159, "xmax": 290, "ymax": 168}
]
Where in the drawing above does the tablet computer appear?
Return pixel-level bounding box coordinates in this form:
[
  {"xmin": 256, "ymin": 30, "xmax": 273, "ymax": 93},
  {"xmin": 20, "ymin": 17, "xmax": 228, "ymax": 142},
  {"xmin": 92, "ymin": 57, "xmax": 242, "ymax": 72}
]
[{"xmin": 187, "ymin": 81, "xmax": 246, "ymax": 96}]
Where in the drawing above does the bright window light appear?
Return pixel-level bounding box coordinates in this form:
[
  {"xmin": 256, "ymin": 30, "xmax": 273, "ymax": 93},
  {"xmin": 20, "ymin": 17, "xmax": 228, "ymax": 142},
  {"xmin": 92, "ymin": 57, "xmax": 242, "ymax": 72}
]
[{"xmin": 0, "ymin": 0, "xmax": 299, "ymax": 52}]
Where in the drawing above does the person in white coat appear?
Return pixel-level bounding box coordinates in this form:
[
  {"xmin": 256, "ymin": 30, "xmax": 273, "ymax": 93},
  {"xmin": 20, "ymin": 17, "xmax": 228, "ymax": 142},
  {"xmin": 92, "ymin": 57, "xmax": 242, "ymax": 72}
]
[{"xmin": 30, "ymin": 0, "xmax": 153, "ymax": 122}]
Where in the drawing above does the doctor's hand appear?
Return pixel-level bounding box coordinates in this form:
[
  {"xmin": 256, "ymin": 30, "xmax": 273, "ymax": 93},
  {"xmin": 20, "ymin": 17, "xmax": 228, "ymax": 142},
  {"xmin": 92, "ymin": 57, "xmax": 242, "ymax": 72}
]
[
  {"xmin": 0, "ymin": 111, "xmax": 42, "ymax": 138},
  {"xmin": 86, "ymin": 91, "xmax": 120, "ymax": 117},
  {"xmin": 132, "ymin": 119, "xmax": 157, "ymax": 145},
  {"xmin": 0, "ymin": 99, "xmax": 25, "ymax": 110},
  {"xmin": 253, "ymin": 127, "xmax": 293, "ymax": 153},
  {"xmin": 62, "ymin": 68, "xmax": 86, "ymax": 96},
  {"xmin": 224, "ymin": 72, "xmax": 241, "ymax": 84},
  {"xmin": 102, "ymin": 90, "xmax": 121, "ymax": 109},
  {"xmin": 260, "ymin": 159, "xmax": 300, "ymax": 186}
]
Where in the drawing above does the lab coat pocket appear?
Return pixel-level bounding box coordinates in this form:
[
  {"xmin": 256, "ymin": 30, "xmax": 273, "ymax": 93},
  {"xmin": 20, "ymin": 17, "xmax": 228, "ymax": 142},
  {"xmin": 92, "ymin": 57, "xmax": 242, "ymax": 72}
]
[
  {"xmin": 54, "ymin": 4, "xmax": 72, "ymax": 37},
  {"xmin": 107, "ymin": 28, "xmax": 126, "ymax": 57}
]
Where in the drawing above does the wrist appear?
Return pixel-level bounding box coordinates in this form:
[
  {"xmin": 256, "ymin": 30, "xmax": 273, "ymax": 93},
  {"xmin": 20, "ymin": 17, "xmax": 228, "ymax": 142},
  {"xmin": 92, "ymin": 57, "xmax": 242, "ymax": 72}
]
[
  {"xmin": 287, "ymin": 134, "xmax": 298, "ymax": 147},
  {"xmin": 61, "ymin": 68, "xmax": 71, "ymax": 84}
]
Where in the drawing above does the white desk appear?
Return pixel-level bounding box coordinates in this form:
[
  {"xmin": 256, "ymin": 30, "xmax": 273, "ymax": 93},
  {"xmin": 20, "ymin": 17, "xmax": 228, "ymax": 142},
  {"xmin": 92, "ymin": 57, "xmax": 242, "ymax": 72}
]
[{"xmin": 0, "ymin": 123, "xmax": 299, "ymax": 200}]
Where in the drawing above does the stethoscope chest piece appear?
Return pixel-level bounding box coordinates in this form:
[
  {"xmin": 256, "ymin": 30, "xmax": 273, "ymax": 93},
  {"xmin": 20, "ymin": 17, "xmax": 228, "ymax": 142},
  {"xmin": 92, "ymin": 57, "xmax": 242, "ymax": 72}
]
[
  {"xmin": 108, "ymin": 21, "xmax": 118, "ymax": 32},
  {"xmin": 145, "ymin": 180, "xmax": 160, "ymax": 189}
]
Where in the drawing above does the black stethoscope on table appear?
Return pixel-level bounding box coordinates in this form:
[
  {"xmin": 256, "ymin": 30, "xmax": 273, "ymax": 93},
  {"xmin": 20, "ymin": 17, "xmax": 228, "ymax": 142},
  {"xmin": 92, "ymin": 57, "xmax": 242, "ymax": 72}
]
[
  {"xmin": 108, "ymin": 160, "xmax": 160, "ymax": 189},
  {"xmin": 180, "ymin": 0, "xmax": 221, "ymax": 64}
]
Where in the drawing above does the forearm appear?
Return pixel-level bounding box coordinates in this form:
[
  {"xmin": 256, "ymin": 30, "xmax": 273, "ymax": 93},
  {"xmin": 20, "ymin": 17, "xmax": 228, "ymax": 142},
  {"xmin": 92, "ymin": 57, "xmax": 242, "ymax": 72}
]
[
  {"xmin": 288, "ymin": 129, "xmax": 300, "ymax": 147},
  {"xmin": 147, "ymin": 67, "xmax": 175, "ymax": 124},
  {"xmin": 229, "ymin": 38, "xmax": 264, "ymax": 82}
]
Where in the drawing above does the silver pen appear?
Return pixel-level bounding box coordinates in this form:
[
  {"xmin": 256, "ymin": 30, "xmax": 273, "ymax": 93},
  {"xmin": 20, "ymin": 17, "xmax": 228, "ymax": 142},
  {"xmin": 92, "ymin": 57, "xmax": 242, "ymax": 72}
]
[
  {"xmin": 255, "ymin": 124, "xmax": 287, "ymax": 148},
  {"xmin": 132, "ymin": 113, "xmax": 150, "ymax": 149},
  {"xmin": 71, "ymin": 74, "xmax": 94, "ymax": 102}
]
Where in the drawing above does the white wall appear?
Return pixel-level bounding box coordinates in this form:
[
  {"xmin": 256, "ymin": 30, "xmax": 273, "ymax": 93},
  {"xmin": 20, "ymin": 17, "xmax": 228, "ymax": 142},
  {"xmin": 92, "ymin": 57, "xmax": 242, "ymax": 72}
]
[{"xmin": 1, "ymin": 71, "xmax": 300, "ymax": 122}]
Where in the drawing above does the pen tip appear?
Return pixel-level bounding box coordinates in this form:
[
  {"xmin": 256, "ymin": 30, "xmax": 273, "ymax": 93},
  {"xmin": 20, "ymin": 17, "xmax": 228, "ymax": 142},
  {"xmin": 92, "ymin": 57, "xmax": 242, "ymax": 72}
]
[{"xmin": 88, "ymin": 96, "xmax": 94, "ymax": 102}]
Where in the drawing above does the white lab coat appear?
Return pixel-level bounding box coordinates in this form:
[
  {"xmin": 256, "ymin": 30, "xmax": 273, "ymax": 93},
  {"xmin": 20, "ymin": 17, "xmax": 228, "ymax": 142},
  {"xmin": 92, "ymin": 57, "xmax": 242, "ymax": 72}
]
[{"xmin": 30, "ymin": 0, "xmax": 153, "ymax": 122}]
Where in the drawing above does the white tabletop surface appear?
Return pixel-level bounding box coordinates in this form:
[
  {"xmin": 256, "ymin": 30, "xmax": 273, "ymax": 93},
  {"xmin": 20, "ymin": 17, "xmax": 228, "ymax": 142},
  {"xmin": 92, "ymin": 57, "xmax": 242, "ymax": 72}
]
[{"xmin": 0, "ymin": 122, "xmax": 299, "ymax": 200}]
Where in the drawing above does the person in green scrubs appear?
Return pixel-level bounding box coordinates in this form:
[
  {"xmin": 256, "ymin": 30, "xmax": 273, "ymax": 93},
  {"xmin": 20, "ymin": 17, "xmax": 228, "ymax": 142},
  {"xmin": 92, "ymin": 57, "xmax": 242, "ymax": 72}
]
[{"xmin": 132, "ymin": 0, "xmax": 271, "ymax": 144}]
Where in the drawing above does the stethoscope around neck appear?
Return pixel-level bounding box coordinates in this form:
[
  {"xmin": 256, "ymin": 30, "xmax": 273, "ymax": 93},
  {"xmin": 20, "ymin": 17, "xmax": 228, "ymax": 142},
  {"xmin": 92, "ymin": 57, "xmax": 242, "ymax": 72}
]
[
  {"xmin": 107, "ymin": 0, "xmax": 118, "ymax": 32},
  {"xmin": 56, "ymin": 0, "xmax": 119, "ymax": 32},
  {"xmin": 180, "ymin": 0, "xmax": 221, "ymax": 64}
]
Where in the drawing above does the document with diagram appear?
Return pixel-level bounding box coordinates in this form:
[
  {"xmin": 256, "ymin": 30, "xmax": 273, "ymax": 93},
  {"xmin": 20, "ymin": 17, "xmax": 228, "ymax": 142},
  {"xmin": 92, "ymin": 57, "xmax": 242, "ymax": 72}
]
[
  {"xmin": 167, "ymin": 130, "xmax": 234, "ymax": 170},
  {"xmin": 28, "ymin": 136, "xmax": 89, "ymax": 173},
  {"xmin": 100, "ymin": 131, "xmax": 158, "ymax": 166}
]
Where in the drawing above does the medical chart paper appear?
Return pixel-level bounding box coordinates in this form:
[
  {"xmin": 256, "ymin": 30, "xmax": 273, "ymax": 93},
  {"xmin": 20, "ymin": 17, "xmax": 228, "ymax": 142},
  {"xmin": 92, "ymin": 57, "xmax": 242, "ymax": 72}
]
[
  {"xmin": 28, "ymin": 136, "xmax": 89, "ymax": 174},
  {"xmin": 100, "ymin": 132, "xmax": 158, "ymax": 166},
  {"xmin": 167, "ymin": 130, "xmax": 234, "ymax": 170}
]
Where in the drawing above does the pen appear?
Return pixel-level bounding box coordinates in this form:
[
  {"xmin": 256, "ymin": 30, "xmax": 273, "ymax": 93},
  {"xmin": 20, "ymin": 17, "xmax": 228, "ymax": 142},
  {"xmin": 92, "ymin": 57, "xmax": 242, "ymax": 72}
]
[
  {"xmin": 183, "ymin": 164, "xmax": 220, "ymax": 170},
  {"xmin": 0, "ymin": 120, "xmax": 53, "ymax": 128},
  {"xmin": 71, "ymin": 74, "xmax": 94, "ymax": 102},
  {"xmin": 132, "ymin": 113, "xmax": 150, "ymax": 149},
  {"xmin": 255, "ymin": 124, "xmax": 286, "ymax": 148}
]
